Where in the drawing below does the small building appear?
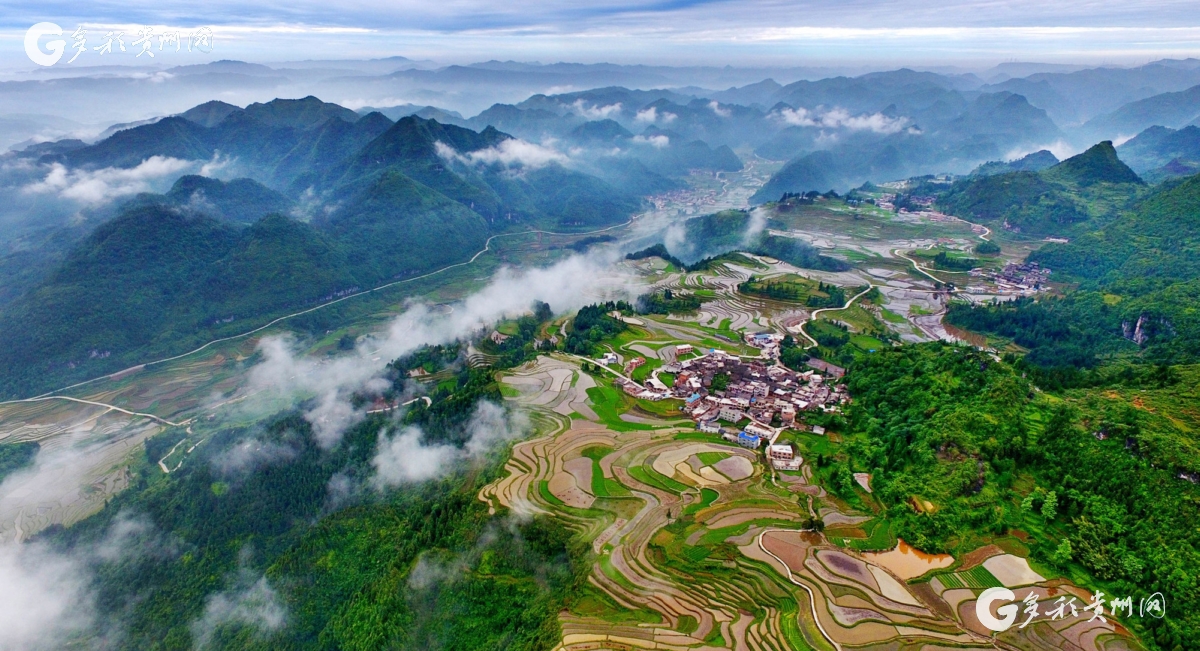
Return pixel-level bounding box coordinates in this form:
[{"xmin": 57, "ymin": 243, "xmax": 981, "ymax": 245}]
[
  {"xmin": 767, "ymin": 444, "xmax": 794, "ymax": 461},
  {"xmin": 719, "ymin": 406, "xmax": 744, "ymax": 423},
  {"xmin": 600, "ymin": 352, "xmax": 619, "ymax": 365},
  {"xmin": 744, "ymin": 421, "xmax": 775, "ymax": 441},
  {"xmin": 489, "ymin": 330, "xmax": 510, "ymax": 344},
  {"xmin": 780, "ymin": 405, "xmax": 796, "ymax": 424},
  {"xmin": 737, "ymin": 431, "xmax": 762, "ymax": 449},
  {"xmin": 698, "ymin": 420, "xmax": 721, "ymax": 434},
  {"xmin": 676, "ymin": 344, "xmax": 694, "ymax": 356},
  {"xmin": 812, "ymin": 425, "xmax": 826, "ymax": 436}
]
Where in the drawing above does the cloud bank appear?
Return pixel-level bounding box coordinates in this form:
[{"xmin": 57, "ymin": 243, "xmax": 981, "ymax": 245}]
[
  {"xmin": 635, "ymin": 107, "xmax": 676, "ymax": 124},
  {"xmin": 20, "ymin": 154, "xmax": 230, "ymax": 205},
  {"xmin": 775, "ymin": 106, "xmax": 910, "ymax": 134},
  {"xmin": 371, "ymin": 401, "xmax": 527, "ymax": 489},
  {"xmin": 631, "ymin": 134, "xmax": 669, "ymax": 148},
  {"xmin": 191, "ymin": 572, "xmax": 287, "ymax": 649},
  {"xmin": 568, "ymin": 100, "xmax": 622, "ymax": 119},
  {"xmin": 435, "ymin": 138, "xmax": 566, "ymax": 169},
  {"xmin": 245, "ymin": 251, "xmax": 641, "ymax": 448}
]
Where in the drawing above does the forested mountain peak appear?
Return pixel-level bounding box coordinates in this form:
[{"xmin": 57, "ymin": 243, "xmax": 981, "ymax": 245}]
[
  {"xmin": 177, "ymin": 100, "xmax": 242, "ymax": 128},
  {"xmin": 1045, "ymin": 140, "xmax": 1143, "ymax": 187},
  {"xmin": 240, "ymin": 96, "xmax": 361, "ymax": 130},
  {"xmin": 356, "ymin": 115, "xmax": 511, "ymax": 167}
]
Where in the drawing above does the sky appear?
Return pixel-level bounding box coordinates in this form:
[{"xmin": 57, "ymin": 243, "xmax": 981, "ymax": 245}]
[{"xmin": 0, "ymin": 0, "xmax": 1199, "ymax": 70}]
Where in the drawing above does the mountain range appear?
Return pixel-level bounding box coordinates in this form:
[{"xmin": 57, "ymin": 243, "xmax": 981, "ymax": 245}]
[{"xmin": 0, "ymin": 97, "xmax": 647, "ymax": 397}]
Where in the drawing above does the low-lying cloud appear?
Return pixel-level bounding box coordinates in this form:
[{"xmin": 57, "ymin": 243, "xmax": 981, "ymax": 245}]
[
  {"xmin": 246, "ymin": 251, "xmax": 641, "ymax": 449},
  {"xmin": 191, "ymin": 570, "xmax": 287, "ymax": 649},
  {"xmin": 632, "ymin": 134, "xmax": 669, "ymax": 148},
  {"xmin": 371, "ymin": 401, "xmax": 527, "ymax": 489},
  {"xmin": 0, "ymin": 540, "xmax": 96, "ymax": 650},
  {"xmin": 435, "ymin": 138, "xmax": 566, "ymax": 169},
  {"xmin": 0, "ymin": 510, "xmax": 176, "ymax": 650},
  {"xmin": 568, "ymin": 100, "xmax": 622, "ymax": 119},
  {"xmin": 23, "ymin": 156, "xmax": 193, "ymax": 204},
  {"xmin": 210, "ymin": 437, "xmax": 300, "ymax": 478},
  {"xmin": 775, "ymin": 106, "xmax": 910, "ymax": 134},
  {"xmin": 635, "ymin": 106, "xmax": 676, "ymax": 124},
  {"xmin": 21, "ymin": 153, "xmax": 230, "ymax": 205},
  {"xmin": 708, "ymin": 100, "xmax": 731, "ymax": 118}
]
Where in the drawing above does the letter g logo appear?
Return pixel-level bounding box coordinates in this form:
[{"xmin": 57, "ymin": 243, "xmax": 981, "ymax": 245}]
[
  {"xmin": 25, "ymin": 23, "xmax": 65, "ymax": 67},
  {"xmin": 976, "ymin": 586, "xmax": 1018, "ymax": 632}
]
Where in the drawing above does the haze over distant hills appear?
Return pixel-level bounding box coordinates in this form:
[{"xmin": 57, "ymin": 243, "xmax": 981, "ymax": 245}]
[{"xmin": 3, "ymin": 56, "xmax": 1200, "ymax": 394}]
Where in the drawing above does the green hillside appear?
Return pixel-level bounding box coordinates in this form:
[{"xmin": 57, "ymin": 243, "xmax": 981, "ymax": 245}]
[
  {"xmin": 936, "ymin": 141, "xmax": 1145, "ymax": 235},
  {"xmin": 322, "ymin": 169, "xmax": 489, "ymax": 282},
  {"xmin": 161, "ymin": 175, "xmax": 293, "ymax": 224},
  {"xmin": 0, "ymin": 206, "xmax": 363, "ymax": 395},
  {"xmin": 947, "ymin": 171, "xmax": 1200, "ymax": 371}
]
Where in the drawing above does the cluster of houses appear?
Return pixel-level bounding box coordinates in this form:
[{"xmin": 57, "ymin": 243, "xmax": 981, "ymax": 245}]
[
  {"xmin": 605, "ymin": 347, "xmax": 848, "ymax": 470},
  {"xmin": 598, "ymin": 340, "xmax": 851, "ymax": 472},
  {"xmin": 969, "ymin": 261, "xmax": 1052, "ymax": 294}
]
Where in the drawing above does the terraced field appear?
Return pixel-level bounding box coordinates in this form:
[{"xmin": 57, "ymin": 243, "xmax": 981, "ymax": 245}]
[{"xmin": 481, "ymin": 351, "xmax": 1145, "ymax": 651}]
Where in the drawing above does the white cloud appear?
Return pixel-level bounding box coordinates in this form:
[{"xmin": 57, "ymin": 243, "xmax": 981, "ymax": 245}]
[
  {"xmin": 0, "ymin": 540, "xmax": 96, "ymax": 650},
  {"xmin": 21, "ymin": 155, "xmax": 223, "ymax": 205},
  {"xmin": 339, "ymin": 97, "xmax": 413, "ymax": 111},
  {"xmin": 244, "ymin": 251, "xmax": 641, "ymax": 447},
  {"xmin": 210, "ymin": 438, "xmax": 299, "ymax": 477},
  {"xmin": 191, "ymin": 574, "xmax": 287, "ymax": 649},
  {"xmin": 634, "ymin": 106, "xmax": 676, "ymax": 124},
  {"xmin": 568, "ymin": 100, "xmax": 622, "ymax": 120},
  {"xmin": 370, "ymin": 402, "xmax": 528, "ymax": 490},
  {"xmin": 247, "ymin": 336, "xmax": 389, "ymax": 449},
  {"xmin": 708, "ymin": 100, "xmax": 731, "ymax": 118},
  {"xmin": 741, "ymin": 206, "xmax": 768, "ymax": 247},
  {"xmin": 632, "ymin": 134, "xmax": 670, "ymax": 148},
  {"xmin": 370, "ymin": 427, "xmax": 459, "ymax": 487},
  {"xmin": 436, "ymin": 138, "xmax": 566, "ymax": 169},
  {"xmin": 774, "ymin": 106, "xmax": 909, "ymax": 134},
  {"xmin": 0, "ymin": 509, "xmax": 175, "ymax": 650}
]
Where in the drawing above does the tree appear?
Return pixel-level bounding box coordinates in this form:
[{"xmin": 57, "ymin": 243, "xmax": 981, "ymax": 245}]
[
  {"xmin": 1042, "ymin": 491, "xmax": 1058, "ymax": 520},
  {"xmin": 1051, "ymin": 538, "xmax": 1073, "ymax": 565}
]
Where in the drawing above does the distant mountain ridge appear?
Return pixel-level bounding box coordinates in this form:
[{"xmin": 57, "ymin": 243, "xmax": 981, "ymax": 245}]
[
  {"xmin": 0, "ymin": 98, "xmax": 646, "ymax": 396},
  {"xmin": 1118, "ymin": 125, "xmax": 1200, "ymax": 182},
  {"xmin": 970, "ymin": 150, "xmax": 1059, "ymax": 177}
]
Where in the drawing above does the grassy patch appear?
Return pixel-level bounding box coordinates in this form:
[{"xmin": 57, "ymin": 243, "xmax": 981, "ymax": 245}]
[
  {"xmin": 696, "ymin": 452, "xmax": 729, "ymax": 466},
  {"xmin": 584, "ymin": 384, "xmax": 655, "ymax": 432},
  {"xmin": 628, "ymin": 464, "xmax": 689, "ymax": 494},
  {"xmin": 571, "ymin": 585, "xmax": 663, "ymax": 625},
  {"xmin": 676, "ymin": 614, "xmax": 699, "ymax": 635}
]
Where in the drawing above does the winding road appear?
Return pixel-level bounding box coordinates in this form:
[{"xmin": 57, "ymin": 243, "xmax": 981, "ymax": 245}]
[{"xmin": 795, "ymin": 284, "xmax": 877, "ymax": 349}]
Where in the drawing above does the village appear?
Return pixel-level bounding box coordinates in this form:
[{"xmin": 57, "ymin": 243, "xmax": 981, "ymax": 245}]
[
  {"xmin": 604, "ymin": 336, "xmax": 849, "ymax": 472},
  {"xmin": 968, "ymin": 260, "xmax": 1053, "ymax": 294}
]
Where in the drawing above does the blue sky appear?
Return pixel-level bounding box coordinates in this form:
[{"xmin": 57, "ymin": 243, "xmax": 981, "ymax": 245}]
[{"xmin": 2, "ymin": 0, "xmax": 1199, "ymax": 69}]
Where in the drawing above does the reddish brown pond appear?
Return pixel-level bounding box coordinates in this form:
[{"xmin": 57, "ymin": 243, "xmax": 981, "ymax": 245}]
[{"xmin": 863, "ymin": 539, "xmax": 954, "ymax": 580}]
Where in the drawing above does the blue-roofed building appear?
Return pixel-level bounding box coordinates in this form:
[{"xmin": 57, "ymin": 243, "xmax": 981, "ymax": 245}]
[
  {"xmin": 686, "ymin": 393, "xmax": 702, "ymax": 404},
  {"xmin": 737, "ymin": 431, "xmax": 761, "ymax": 449}
]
